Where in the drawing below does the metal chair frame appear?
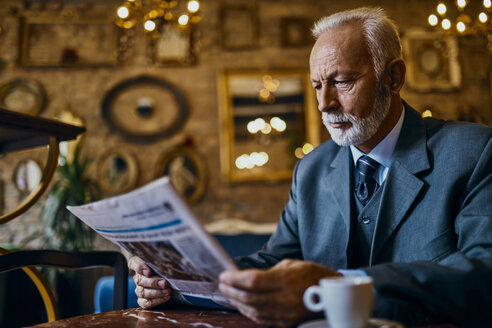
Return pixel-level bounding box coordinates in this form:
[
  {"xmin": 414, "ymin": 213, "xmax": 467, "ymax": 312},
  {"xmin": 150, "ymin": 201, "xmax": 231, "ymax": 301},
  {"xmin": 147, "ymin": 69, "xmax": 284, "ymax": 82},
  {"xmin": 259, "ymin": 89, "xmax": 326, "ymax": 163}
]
[{"xmin": 0, "ymin": 249, "xmax": 128, "ymax": 322}]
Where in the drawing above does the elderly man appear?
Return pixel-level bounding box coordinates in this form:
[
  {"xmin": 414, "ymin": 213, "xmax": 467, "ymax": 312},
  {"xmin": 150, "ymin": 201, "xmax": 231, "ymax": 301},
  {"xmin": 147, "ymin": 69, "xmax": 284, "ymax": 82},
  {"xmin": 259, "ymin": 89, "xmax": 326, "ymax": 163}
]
[{"xmin": 128, "ymin": 7, "xmax": 492, "ymax": 328}]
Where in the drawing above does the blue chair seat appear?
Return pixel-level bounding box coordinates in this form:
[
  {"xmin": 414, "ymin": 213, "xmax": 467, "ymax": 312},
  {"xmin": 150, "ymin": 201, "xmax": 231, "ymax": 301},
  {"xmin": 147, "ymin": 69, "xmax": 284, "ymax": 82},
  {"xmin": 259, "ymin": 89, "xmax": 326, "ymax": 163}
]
[{"xmin": 94, "ymin": 276, "xmax": 137, "ymax": 313}]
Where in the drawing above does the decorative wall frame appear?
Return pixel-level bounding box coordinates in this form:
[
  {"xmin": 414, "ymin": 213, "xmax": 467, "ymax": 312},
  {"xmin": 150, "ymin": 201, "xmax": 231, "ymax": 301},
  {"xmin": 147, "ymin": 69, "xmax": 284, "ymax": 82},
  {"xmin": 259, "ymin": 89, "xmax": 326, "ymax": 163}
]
[
  {"xmin": 0, "ymin": 78, "xmax": 47, "ymax": 115},
  {"xmin": 220, "ymin": 5, "xmax": 258, "ymax": 49},
  {"xmin": 97, "ymin": 148, "xmax": 139, "ymax": 195},
  {"xmin": 280, "ymin": 17, "xmax": 313, "ymax": 48},
  {"xmin": 218, "ymin": 69, "xmax": 321, "ymax": 182},
  {"xmin": 101, "ymin": 75, "xmax": 188, "ymax": 142},
  {"xmin": 154, "ymin": 146, "xmax": 208, "ymax": 204},
  {"xmin": 150, "ymin": 24, "xmax": 195, "ymax": 65},
  {"xmin": 403, "ymin": 29, "xmax": 461, "ymax": 92},
  {"xmin": 12, "ymin": 159, "xmax": 42, "ymax": 194},
  {"xmin": 18, "ymin": 15, "xmax": 119, "ymax": 67}
]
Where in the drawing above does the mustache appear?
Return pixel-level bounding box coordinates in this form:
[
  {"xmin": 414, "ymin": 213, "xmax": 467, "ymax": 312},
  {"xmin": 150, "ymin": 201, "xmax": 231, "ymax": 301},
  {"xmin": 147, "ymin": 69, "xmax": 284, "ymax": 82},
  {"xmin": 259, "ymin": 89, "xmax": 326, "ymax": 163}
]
[{"xmin": 322, "ymin": 112, "xmax": 358, "ymax": 124}]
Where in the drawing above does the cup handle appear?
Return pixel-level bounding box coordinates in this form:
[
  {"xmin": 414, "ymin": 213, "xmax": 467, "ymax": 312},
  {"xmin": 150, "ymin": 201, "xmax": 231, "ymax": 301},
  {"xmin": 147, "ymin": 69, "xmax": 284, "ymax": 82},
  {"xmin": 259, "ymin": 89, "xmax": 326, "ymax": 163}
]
[{"xmin": 303, "ymin": 286, "xmax": 324, "ymax": 312}]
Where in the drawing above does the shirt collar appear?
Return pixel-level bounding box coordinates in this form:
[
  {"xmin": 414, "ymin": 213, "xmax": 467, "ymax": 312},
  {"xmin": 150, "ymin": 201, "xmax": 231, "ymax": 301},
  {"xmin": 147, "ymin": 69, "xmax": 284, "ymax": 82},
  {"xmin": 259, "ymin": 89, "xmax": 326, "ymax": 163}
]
[{"xmin": 350, "ymin": 107, "xmax": 405, "ymax": 168}]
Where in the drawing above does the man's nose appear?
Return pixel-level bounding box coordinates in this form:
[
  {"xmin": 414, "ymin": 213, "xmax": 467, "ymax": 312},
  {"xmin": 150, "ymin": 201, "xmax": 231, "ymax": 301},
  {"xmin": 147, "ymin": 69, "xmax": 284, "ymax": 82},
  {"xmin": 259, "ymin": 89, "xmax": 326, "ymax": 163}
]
[{"xmin": 318, "ymin": 86, "xmax": 339, "ymax": 113}]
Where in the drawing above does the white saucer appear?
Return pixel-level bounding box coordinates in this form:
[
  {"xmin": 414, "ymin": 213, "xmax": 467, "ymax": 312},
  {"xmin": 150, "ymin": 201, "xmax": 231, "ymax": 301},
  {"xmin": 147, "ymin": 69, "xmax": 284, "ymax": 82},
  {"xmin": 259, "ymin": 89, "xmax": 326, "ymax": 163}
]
[{"xmin": 298, "ymin": 318, "xmax": 403, "ymax": 328}]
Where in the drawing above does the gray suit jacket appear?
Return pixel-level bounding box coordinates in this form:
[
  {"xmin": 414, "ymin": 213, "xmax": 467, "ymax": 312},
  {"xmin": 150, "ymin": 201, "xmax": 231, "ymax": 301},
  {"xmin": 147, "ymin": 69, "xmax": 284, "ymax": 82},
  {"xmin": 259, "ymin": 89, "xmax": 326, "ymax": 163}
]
[{"xmin": 238, "ymin": 103, "xmax": 492, "ymax": 326}]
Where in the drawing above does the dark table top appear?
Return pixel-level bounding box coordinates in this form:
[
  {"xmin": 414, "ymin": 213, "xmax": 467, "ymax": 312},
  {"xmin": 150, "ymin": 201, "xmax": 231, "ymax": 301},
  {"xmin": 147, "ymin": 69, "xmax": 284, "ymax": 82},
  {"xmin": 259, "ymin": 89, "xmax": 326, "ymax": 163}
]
[
  {"xmin": 30, "ymin": 307, "xmax": 267, "ymax": 328},
  {"xmin": 29, "ymin": 306, "xmax": 459, "ymax": 328}
]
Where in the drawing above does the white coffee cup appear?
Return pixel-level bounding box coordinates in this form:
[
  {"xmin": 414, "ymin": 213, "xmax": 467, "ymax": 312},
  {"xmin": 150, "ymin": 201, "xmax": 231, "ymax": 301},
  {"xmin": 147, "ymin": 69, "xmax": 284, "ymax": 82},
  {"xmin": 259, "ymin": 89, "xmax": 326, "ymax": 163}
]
[{"xmin": 303, "ymin": 276, "xmax": 374, "ymax": 328}]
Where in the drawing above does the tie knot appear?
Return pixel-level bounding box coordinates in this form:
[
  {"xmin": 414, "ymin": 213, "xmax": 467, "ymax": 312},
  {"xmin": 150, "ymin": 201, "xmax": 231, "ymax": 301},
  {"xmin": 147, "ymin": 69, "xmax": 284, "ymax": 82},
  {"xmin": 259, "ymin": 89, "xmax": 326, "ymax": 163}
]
[{"xmin": 356, "ymin": 155, "xmax": 380, "ymax": 178}]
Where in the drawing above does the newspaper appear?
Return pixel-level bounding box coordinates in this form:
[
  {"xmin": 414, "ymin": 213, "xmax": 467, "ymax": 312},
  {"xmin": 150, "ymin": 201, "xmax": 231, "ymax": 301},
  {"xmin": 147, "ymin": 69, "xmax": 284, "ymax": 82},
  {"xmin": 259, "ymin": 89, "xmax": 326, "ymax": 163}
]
[{"xmin": 67, "ymin": 176, "xmax": 237, "ymax": 309}]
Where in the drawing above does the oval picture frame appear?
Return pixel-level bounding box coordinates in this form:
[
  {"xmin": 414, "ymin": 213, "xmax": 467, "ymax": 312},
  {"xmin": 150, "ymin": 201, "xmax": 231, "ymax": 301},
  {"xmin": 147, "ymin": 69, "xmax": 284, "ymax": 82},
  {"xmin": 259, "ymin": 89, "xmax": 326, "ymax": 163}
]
[
  {"xmin": 97, "ymin": 148, "xmax": 139, "ymax": 195},
  {"xmin": 101, "ymin": 75, "xmax": 188, "ymax": 142},
  {"xmin": 154, "ymin": 146, "xmax": 208, "ymax": 204},
  {"xmin": 0, "ymin": 78, "xmax": 47, "ymax": 115}
]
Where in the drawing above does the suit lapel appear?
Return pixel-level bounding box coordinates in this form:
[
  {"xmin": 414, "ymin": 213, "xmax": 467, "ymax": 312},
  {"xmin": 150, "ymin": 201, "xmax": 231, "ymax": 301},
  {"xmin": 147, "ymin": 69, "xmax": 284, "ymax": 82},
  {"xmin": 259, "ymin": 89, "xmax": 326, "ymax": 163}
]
[
  {"xmin": 370, "ymin": 105, "xmax": 430, "ymax": 264},
  {"xmin": 325, "ymin": 146, "xmax": 353, "ymax": 263}
]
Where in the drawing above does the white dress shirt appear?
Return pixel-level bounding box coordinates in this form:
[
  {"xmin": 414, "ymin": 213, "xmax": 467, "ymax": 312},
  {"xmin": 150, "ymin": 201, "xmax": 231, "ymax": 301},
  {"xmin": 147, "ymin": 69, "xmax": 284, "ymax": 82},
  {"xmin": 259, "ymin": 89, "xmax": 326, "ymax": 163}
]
[{"xmin": 350, "ymin": 108, "xmax": 405, "ymax": 185}]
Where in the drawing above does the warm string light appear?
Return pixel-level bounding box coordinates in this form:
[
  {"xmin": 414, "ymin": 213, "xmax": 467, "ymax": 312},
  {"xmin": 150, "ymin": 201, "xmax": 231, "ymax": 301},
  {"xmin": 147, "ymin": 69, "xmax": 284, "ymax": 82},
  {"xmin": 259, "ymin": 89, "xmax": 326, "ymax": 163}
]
[
  {"xmin": 294, "ymin": 143, "xmax": 314, "ymax": 159},
  {"xmin": 258, "ymin": 75, "xmax": 280, "ymax": 104},
  {"xmin": 428, "ymin": 0, "xmax": 491, "ymax": 34},
  {"xmin": 115, "ymin": 0, "xmax": 202, "ymax": 33},
  {"xmin": 247, "ymin": 117, "xmax": 287, "ymax": 135},
  {"xmin": 235, "ymin": 152, "xmax": 269, "ymax": 170}
]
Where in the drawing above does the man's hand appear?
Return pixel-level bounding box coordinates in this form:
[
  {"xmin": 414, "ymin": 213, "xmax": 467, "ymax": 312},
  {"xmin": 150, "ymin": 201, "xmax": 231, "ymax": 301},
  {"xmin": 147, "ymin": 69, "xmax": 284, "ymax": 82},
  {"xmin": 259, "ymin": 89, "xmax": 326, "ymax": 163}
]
[
  {"xmin": 219, "ymin": 259, "xmax": 341, "ymax": 327},
  {"xmin": 128, "ymin": 256, "xmax": 172, "ymax": 308}
]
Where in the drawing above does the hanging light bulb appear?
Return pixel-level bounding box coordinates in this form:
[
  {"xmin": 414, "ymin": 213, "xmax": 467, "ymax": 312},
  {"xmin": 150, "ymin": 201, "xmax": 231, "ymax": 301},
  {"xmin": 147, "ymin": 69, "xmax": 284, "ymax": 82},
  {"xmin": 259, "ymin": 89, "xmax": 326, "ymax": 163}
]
[
  {"xmin": 478, "ymin": 12, "xmax": 488, "ymax": 23},
  {"xmin": 437, "ymin": 3, "xmax": 447, "ymax": 15},
  {"xmin": 178, "ymin": 14, "xmax": 189, "ymax": 25},
  {"xmin": 117, "ymin": 6, "xmax": 130, "ymax": 19},
  {"xmin": 144, "ymin": 19, "xmax": 156, "ymax": 31},
  {"xmin": 484, "ymin": 0, "xmax": 492, "ymax": 9},
  {"xmin": 456, "ymin": 21, "xmax": 466, "ymax": 32},
  {"xmin": 441, "ymin": 18, "xmax": 452, "ymax": 30},
  {"xmin": 428, "ymin": 14, "xmax": 439, "ymax": 26},
  {"xmin": 457, "ymin": 0, "xmax": 467, "ymax": 9},
  {"xmin": 187, "ymin": 0, "xmax": 200, "ymax": 13}
]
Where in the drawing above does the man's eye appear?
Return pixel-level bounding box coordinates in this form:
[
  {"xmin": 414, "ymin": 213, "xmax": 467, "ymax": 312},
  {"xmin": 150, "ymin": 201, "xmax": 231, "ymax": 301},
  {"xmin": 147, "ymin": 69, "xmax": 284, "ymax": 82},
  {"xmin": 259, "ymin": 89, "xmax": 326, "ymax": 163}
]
[
  {"xmin": 313, "ymin": 84, "xmax": 322, "ymax": 90},
  {"xmin": 334, "ymin": 80, "xmax": 350, "ymax": 85}
]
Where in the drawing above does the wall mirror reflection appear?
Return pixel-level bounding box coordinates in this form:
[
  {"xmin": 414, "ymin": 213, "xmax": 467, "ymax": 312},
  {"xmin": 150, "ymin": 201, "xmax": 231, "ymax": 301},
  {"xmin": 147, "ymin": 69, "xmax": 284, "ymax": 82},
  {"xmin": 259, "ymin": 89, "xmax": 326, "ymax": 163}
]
[
  {"xmin": 13, "ymin": 159, "xmax": 42, "ymax": 194},
  {"xmin": 218, "ymin": 69, "xmax": 320, "ymax": 182}
]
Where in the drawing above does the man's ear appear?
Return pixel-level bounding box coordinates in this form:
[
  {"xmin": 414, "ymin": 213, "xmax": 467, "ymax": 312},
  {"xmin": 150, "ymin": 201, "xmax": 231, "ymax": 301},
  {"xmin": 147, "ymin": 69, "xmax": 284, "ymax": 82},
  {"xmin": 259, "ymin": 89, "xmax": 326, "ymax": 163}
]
[{"xmin": 385, "ymin": 58, "xmax": 406, "ymax": 94}]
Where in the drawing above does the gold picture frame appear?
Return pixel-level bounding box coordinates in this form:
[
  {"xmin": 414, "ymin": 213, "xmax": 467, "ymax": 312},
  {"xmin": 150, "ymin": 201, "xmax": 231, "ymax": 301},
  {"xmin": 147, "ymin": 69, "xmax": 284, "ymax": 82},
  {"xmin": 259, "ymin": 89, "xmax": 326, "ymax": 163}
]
[
  {"xmin": 220, "ymin": 5, "xmax": 258, "ymax": 50},
  {"xmin": 218, "ymin": 69, "xmax": 321, "ymax": 182},
  {"xmin": 150, "ymin": 24, "xmax": 195, "ymax": 65},
  {"xmin": 154, "ymin": 146, "xmax": 208, "ymax": 204},
  {"xmin": 18, "ymin": 15, "xmax": 119, "ymax": 67},
  {"xmin": 280, "ymin": 17, "xmax": 313, "ymax": 48},
  {"xmin": 403, "ymin": 28, "xmax": 461, "ymax": 92}
]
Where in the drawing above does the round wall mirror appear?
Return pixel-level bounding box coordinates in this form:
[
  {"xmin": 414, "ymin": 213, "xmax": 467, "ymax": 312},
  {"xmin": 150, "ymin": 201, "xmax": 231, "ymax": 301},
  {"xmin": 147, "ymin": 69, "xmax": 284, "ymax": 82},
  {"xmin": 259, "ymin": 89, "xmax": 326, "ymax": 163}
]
[
  {"xmin": 154, "ymin": 146, "xmax": 208, "ymax": 203},
  {"xmin": 0, "ymin": 78, "xmax": 47, "ymax": 115},
  {"xmin": 97, "ymin": 149, "xmax": 139, "ymax": 194},
  {"xmin": 101, "ymin": 75, "xmax": 188, "ymax": 141},
  {"xmin": 13, "ymin": 159, "xmax": 42, "ymax": 194}
]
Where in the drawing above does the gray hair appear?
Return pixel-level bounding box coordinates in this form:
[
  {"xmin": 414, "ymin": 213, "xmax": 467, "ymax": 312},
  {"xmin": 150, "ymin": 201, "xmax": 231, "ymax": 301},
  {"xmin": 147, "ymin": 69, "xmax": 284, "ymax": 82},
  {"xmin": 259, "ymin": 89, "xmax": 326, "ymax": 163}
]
[{"xmin": 312, "ymin": 7, "xmax": 402, "ymax": 78}]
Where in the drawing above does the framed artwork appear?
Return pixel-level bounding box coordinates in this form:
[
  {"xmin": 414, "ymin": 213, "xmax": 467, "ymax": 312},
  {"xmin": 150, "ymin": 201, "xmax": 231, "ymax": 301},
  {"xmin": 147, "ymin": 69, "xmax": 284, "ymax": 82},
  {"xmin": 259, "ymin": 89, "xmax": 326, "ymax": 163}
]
[
  {"xmin": 280, "ymin": 17, "xmax": 312, "ymax": 47},
  {"xmin": 154, "ymin": 146, "xmax": 208, "ymax": 204},
  {"xmin": 220, "ymin": 6, "xmax": 258, "ymax": 49},
  {"xmin": 403, "ymin": 29, "xmax": 461, "ymax": 92},
  {"xmin": 18, "ymin": 15, "xmax": 119, "ymax": 67},
  {"xmin": 101, "ymin": 75, "xmax": 189, "ymax": 141},
  {"xmin": 97, "ymin": 148, "xmax": 139, "ymax": 195},
  {"xmin": 0, "ymin": 78, "xmax": 47, "ymax": 115},
  {"xmin": 151, "ymin": 24, "xmax": 195, "ymax": 65},
  {"xmin": 218, "ymin": 69, "xmax": 321, "ymax": 182}
]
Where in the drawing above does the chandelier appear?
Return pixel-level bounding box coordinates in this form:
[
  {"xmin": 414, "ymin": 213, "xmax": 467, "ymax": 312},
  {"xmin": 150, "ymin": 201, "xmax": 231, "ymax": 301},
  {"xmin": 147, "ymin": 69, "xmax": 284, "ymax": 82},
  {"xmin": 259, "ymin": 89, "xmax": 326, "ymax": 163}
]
[
  {"xmin": 427, "ymin": 0, "xmax": 491, "ymax": 34},
  {"xmin": 114, "ymin": 0, "xmax": 202, "ymax": 32}
]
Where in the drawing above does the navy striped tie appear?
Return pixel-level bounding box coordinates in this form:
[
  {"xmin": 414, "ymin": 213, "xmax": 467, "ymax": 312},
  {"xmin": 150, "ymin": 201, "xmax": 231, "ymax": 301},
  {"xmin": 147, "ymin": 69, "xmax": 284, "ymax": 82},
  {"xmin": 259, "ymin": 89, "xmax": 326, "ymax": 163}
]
[{"xmin": 355, "ymin": 155, "xmax": 380, "ymax": 206}]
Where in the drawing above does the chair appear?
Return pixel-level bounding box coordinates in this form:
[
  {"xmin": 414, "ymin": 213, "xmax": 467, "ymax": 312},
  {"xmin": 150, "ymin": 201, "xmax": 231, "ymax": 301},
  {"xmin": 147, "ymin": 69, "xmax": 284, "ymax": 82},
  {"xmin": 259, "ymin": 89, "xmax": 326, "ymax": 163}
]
[{"xmin": 0, "ymin": 249, "xmax": 128, "ymax": 323}]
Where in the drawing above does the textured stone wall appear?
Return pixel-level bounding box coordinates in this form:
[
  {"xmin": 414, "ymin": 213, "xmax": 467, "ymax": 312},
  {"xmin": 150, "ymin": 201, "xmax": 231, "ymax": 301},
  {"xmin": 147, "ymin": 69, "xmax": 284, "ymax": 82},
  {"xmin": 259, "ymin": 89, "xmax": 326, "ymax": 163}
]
[{"xmin": 0, "ymin": 0, "xmax": 490, "ymax": 249}]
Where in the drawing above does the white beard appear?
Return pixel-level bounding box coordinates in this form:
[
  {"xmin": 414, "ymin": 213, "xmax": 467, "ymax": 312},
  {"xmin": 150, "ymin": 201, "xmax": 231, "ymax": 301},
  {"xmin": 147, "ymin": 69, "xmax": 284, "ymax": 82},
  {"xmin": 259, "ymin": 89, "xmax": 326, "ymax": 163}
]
[{"xmin": 322, "ymin": 79, "xmax": 391, "ymax": 147}]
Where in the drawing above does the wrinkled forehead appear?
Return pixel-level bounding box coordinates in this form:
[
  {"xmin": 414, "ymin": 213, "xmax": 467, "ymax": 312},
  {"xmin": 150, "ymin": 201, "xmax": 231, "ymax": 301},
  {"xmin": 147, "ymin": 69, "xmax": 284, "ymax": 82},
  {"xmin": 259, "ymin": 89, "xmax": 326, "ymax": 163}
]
[{"xmin": 309, "ymin": 23, "xmax": 371, "ymax": 68}]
